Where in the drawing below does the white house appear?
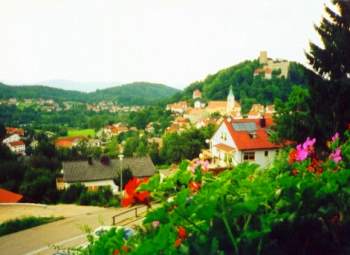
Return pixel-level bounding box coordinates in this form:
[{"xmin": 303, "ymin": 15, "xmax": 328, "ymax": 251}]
[
  {"xmin": 2, "ymin": 134, "xmax": 21, "ymax": 145},
  {"xmin": 210, "ymin": 117, "xmax": 282, "ymax": 168},
  {"xmin": 7, "ymin": 140, "xmax": 26, "ymax": 155}
]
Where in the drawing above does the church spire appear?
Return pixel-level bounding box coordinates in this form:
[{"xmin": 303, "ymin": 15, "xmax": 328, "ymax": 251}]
[
  {"xmin": 227, "ymin": 86, "xmax": 235, "ymax": 114},
  {"xmin": 228, "ymin": 86, "xmax": 234, "ymax": 98}
]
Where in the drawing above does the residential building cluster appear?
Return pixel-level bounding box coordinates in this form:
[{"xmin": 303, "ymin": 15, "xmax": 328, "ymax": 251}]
[
  {"xmin": 86, "ymin": 101, "xmax": 142, "ymax": 113},
  {"xmin": 166, "ymin": 86, "xmax": 275, "ymax": 134},
  {"xmin": 0, "ymin": 98, "xmax": 143, "ymax": 113}
]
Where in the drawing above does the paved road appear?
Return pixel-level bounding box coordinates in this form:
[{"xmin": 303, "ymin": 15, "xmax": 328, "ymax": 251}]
[{"xmin": 0, "ymin": 206, "xmax": 147, "ymax": 255}]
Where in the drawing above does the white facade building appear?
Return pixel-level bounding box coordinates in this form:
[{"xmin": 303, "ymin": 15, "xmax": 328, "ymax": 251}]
[
  {"xmin": 210, "ymin": 118, "xmax": 281, "ymax": 168},
  {"xmin": 2, "ymin": 134, "xmax": 21, "ymax": 145}
]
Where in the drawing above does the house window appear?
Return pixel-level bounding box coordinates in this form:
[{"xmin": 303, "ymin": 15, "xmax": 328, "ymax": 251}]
[
  {"xmin": 220, "ymin": 132, "xmax": 227, "ymax": 141},
  {"xmin": 243, "ymin": 152, "xmax": 255, "ymax": 161},
  {"xmin": 265, "ymin": 151, "xmax": 269, "ymax": 157}
]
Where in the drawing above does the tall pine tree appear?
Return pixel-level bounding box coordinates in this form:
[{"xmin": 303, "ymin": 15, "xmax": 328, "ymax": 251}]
[
  {"xmin": 305, "ymin": 0, "xmax": 350, "ymax": 139},
  {"xmin": 306, "ymin": 1, "xmax": 350, "ymax": 80}
]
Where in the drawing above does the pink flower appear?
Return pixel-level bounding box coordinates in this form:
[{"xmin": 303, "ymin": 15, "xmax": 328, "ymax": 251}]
[
  {"xmin": 331, "ymin": 132, "xmax": 339, "ymax": 142},
  {"xmin": 296, "ymin": 137, "xmax": 316, "ymax": 161},
  {"xmin": 296, "ymin": 144, "xmax": 308, "ymax": 161},
  {"xmin": 303, "ymin": 137, "xmax": 316, "ymax": 151},
  {"xmin": 329, "ymin": 148, "xmax": 342, "ymax": 163}
]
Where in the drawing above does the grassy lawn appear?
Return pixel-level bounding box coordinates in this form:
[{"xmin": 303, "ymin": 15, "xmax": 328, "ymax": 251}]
[
  {"xmin": 0, "ymin": 216, "xmax": 63, "ymax": 237},
  {"xmin": 67, "ymin": 129, "xmax": 96, "ymax": 137}
]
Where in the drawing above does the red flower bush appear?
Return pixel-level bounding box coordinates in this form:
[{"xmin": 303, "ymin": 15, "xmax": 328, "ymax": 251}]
[
  {"xmin": 174, "ymin": 226, "xmax": 187, "ymax": 248},
  {"xmin": 121, "ymin": 177, "xmax": 150, "ymax": 207},
  {"xmin": 188, "ymin": 181, "xmax": 201, "ymax": 193}
]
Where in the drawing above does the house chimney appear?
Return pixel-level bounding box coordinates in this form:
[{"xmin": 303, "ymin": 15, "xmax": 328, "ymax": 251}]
[{"xmin": 260, "ymin": 117, "xmax": 266, "ymax": 128}]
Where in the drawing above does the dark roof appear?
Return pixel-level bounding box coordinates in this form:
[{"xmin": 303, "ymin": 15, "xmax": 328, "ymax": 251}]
[{"xmin": 62, "ymin": 156, "xmax": 156, "ymax": 183}]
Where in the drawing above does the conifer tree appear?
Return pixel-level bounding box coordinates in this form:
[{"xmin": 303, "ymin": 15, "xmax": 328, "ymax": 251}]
[
  {"xmin": 305, "ymin": 0, "xmax": 350, "ymax": 138},
  {"xmin": 306, "ymin": 0, "xmax": 350, "ymax": 80}
]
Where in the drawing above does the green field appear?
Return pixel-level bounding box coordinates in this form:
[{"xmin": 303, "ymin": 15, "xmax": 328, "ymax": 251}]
[{"xmin": 67, "ymin": 129, "xmax": 95, "ymax": 137}]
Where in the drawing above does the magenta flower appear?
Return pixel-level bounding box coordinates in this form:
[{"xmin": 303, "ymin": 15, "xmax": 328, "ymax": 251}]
[
  {"xmin": 295, "ymin": 137, "xmax": 316, "ymax": 161},
  {"xmin": 329, "ymin": 148, "xmax": 342, "ymax": 163},
  {"xmin": 303, "ymin": 137, "xmax": 316, "ymax": 151},
  {"xmin": 331, "ymin": 132, "xmax": 339, "ymax": 142},
  {"xmin": 296, "ymin": 144, "xmax": 308, "ymax": 161}
]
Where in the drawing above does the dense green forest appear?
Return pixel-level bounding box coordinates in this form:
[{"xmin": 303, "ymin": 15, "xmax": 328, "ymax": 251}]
[
  {"xmin": 168, "ymin": 60, "xmax": 311, "ymax": 112},
  {"xmin": 0, "ymin": 82, "xmax": 179, "ymax": 106}
]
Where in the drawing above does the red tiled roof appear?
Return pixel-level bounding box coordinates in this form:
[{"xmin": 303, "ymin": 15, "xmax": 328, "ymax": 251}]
[
  {"xmin": 6, "ymin": 127, "xmax": 24, "ymax": 136},
  {"xmin": 9, "ymin": 140, "xmax": 25, "ymax": 147},
  {"xmin": 55, "ymin": 136, "xmax": 85, "ymax": 148},
  {"xmin": 0, "ymin": 188, "xmax": 23, "ymax": 203},
  {"xmin": 223, "ymin": 118, "xmax": 280, "ymax": 151}
]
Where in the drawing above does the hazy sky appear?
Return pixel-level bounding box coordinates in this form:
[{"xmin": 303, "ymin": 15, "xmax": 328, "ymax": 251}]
[{"xmin": 0, "ymin": 0, "xmax": 329, "ymax": 90}]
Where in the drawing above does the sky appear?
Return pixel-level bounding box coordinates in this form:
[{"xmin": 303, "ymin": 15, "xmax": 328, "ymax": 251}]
[{"xmin": 0, "ymin": 0, "xmax": 330, "ymax": 91}]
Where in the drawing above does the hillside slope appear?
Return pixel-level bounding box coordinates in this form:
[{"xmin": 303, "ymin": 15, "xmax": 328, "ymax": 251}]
[
  {"xmin": 89, "ymin": 82, "xmax": 179, "ymax": 105},
  {"xmin": 169, "ymin": 60, "xmax": 312, "ymax": 112},
  {"xmin": 0, "ymin": 83, "xmax": 86, "ymax": 102}
]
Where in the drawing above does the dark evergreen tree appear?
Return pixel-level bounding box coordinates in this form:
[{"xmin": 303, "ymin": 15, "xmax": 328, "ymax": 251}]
[
  {"xmin": 306, "ymin": 1, "xmax": 350, "ymax": 80},
  {"xmin": 305, "ymin": 0, "xmax": 350, "ymax": 138}
]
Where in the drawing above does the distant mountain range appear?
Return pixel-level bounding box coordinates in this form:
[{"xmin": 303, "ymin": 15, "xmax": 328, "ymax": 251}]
[{"xmin": 0, "ymin": 82, "xmax": 180, "ymax": 106}]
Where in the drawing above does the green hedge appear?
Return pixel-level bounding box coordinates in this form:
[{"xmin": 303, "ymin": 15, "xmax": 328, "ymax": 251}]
[{"xmin": 0, "ymin": 216, "xmax": 62, "ymax": 236}]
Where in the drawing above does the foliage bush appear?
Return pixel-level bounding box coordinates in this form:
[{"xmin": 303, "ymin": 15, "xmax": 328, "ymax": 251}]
[
  {"xmin": 0, "ymin": 216, "xmax": 62, "ymax": 237},
  {"xmin": 81, "ymin": 130, "xmax": 350, "ymax": 254},
  {"xmin": 60, "ymin": 183, "xmax": 87, "ymax": 203}
]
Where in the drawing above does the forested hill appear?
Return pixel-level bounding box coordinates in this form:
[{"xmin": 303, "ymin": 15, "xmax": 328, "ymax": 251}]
[
  {"xmin": 89, "ymin": 82, "xmax": 179, "ymax": 105},
  {"xmin": 0, "ymin": 83, "xmax": 87, "ymax": 102},
  {"xmin": 169, "ymin": 60, "xmax": 313, "ymax": 111},
  {"xmin": 0, "ymin": 82, "xmax": 179, "ymax": 105}
]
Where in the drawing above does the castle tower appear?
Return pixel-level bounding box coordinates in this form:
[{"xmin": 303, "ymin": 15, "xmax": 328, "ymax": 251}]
[
  {"xmin": 259, "ymin": 51, "xmax": 268, "ymax": 64},
  {"xmin": 227, "ymin": 86, "xmax": 235, "ymax": 114}
]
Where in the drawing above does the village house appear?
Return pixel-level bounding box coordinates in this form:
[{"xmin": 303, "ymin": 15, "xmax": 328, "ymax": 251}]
[
  {"xmin": 55, "ymin": 136, "xmax": 86, "ymax": 149},
  {"xmin": 206, "ymin": 87, "xmax": 241, "ymax": 118},
  {"xmin": 2, "ymin": 133, "xmax": 21, "ymax": 145},
  {"xmin": 166, "ymin": 101, "xmax": 188, "ymax": 114},
  {"xmin": 193, "ymin": 89, "xmax": 202, "ymax": 99},
  {"xmin": 6, "ymin": 127, "xmax": 24, "ymax": 137},
  {"xmin": 7, "ymin": 140, "xmax": 26, "ymax": 155},
  {"xmin": 247, "ymin": 104, "xmax": 265, "ymax": 119},
  {"xmin": 2, "ymin": 127, "xmax": 26, "ymax": 155},
  {"xmin": 210, "ymin": 117, "xmax": 282, "ymax": 168},
  {"xmin": 100, "ymin": 123, "xmax": 129, "ymax": 139},
  {"xmin": 57, "ymin": 156, "xmax": 156, "ymax": 194}
]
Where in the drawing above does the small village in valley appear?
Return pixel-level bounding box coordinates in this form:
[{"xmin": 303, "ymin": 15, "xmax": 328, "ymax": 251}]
[{"xmin": 1, "ymin": 0, "xmax": 350, "ymax": 254}]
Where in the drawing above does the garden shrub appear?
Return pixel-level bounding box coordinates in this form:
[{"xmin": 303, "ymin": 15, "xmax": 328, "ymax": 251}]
[{"xmin": 79, "ymin": 130, "xmax": 350, "ymax": 254}]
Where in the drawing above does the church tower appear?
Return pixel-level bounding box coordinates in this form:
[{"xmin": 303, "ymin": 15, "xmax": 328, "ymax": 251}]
[{"xmin": 227, "ymin": 86, "xmax": 235, "ymax": 114}]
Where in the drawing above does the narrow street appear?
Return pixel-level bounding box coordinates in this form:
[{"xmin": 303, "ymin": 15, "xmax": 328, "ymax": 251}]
[{"xmin": 0, "ymin": 205, "xmax": 147, "ymax": 255}]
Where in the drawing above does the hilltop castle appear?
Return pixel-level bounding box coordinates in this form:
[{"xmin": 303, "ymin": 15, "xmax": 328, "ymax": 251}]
[{"xmin": 254, "ymin": 51, "xmax": 290, "ymax": 79}]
